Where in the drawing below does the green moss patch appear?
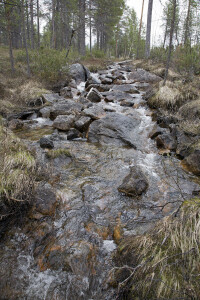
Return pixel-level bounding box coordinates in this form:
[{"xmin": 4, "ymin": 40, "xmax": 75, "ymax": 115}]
[{"xmin": 46, "ymin": 148, "xmax": 72, "ymax": 159}]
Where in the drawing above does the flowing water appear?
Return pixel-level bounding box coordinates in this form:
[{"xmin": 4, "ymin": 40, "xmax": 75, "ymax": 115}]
[{"xmin": 0, "ymin": 62, "xmax": 199, "ymax": 300}]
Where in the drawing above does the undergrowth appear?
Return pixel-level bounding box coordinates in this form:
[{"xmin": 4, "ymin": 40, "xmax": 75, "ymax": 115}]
[
  {"xmin": 112, "ymin": 198, "xmax": 200, "ymax": 299},
  {"xmin": 0, "ymin": 121, "xmax": 36, "ymax": 219}
]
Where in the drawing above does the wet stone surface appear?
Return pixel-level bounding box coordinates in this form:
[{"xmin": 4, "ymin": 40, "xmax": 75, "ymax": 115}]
[{"xmin": 0, "ymin": 61, "xmax": 199, "ymax": 300}]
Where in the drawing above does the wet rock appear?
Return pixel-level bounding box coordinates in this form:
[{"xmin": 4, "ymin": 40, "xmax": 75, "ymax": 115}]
[
  {"xmin": 67, "ymin": 128, "xmax": 80, "ymax": 140},
  {"xmin": 75, "ymin": 116, "xmax": 91, "ymax": 132},
  {"xmin": 148, "ymin": 124, "xmax": 164, "ymax": 139},
  {"xmin": 41, "ymin": 93, "xmax": 61, "ymax": 104},
  {"xmin": 33, "ymin": 183, "xmax": 57, "ymax": 216},
  {"xmin": 112, "ymin": 84, "xmax": 139, "ymax": 94},
  {"xmin": 7, "ymin": 110, "xmax": 36, "ymax": 121},
  {"xmin": 53, "ymin": 115, "xmax": 76, "ymax": 131},
  {"xmin": 70, "ymin": 63, "xmax": 90, "ymax": 83},
  {"xmin": 156, "ymin": 133, "xmax": 177, "ymax": 151},
  {"xmin": 157, "ymin": 115, "xmax": 179, "ymax": 128},
  {"xmin": 182, "ymin": 150, "xmax": 200, "ymax": 175},
  {"xmin": 118, "ymin": 167, "xmax": 149, "ymax": 196},
  {"xmin": 40, "ymin": 137, "xmax": 54, "ymax": 149},
  {"xmin": 120, "ymin": 99, "xmax": 135, "ymax": 107},
  {"xmin": 104, "ymin": 90, "xmax": 134, "ymax": 103},
  {"xmin": 134, "ymin": 82, "xmax": 150, "ymax": 91},
  {"xmin": 87, "ymin": 88, "xmax": 102, "ymax": 103},
  {"xmin": 85, "ymin": 84, "xmax": 112, "ymax": 92},
  {"xmin": 60, "ymin": 87, "xmax": 73, "ymax": 98},
  {"xmin": 104, "ymin": 106, "xmax": 116, "ymax": 112},
  {"xmin": 88, "ymin": 112, "xmax": 141, "ymax": 147},
  {"xmin": 83, "ymin": 105, "xmax": 106, "ymax": 120},
  {"xmin": 39, "ymin": 107, "xmax": 51, "ymax": 118},
  {"xmin": 112, "ymin": 71, "xmax": 126, "ymax": 80},
  {"xmin": 50, "ymin": 100, "xmax": 83, "ymax": 119},
  {"xmin": 175, "ymin": 130, "xmax": 195, "ymax": 158},
  {"xmin": 85, "ymin": 75, "xmax": 100, "ymax": 89},
  {"xmin": 100, "ymin": 77, "xmax": 113, "ymax": 84},
  {"xmin": 128, "ymin": 69, "xmax": 162, "ymax": 83},
  {"xmin": 8, "ymin": 119, "xmax": 24, "ymax": 130}
]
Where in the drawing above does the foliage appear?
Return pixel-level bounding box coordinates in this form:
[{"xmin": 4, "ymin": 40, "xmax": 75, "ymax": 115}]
[
  {"xmin": 16, "ymin": 48, "xmax": 69, "ymax": 83},
  {"xmin": 114, "ymin": 198, "xmax": 200, "ymax": 299},
  {"xmin": 150, "ymin": 46, "xmax": 168, "ymax": 63}
]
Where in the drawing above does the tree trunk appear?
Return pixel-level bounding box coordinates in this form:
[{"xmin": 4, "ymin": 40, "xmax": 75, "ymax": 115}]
[
  {"xmin": 5, "ymin": 3, "xmax": 15, "ymax": 74},
  {"xmin": 21, "ymin": 0, "xmax": 31, "ymax": 77},
  {"xmin": 184, "ymin": 0, "xmax": 191, "ymax": 46},
  {"xmin": 78, "ymin": 0, "xmax": 86, "ymax": 56},
  {"xmin": 145, "ymin": 0, "xmax": 153, "ymax": 58},
  {"xmin": 37, "ymin": 0, "xmax": 40, "ymax": 48},
  {"xmin": 163, "ymin": 0, "xmax": 177, "ymax": 86},
  {"xmin": 89, "ymin": 0, "xmax": 92, "ymax": 53},
  {"xmin": 30, "ymin": 0, "xmax": 34, "ymax": 49},
  {"xmin": 136, "ymin": 0, "xmax": 145, "ymax": 59}
]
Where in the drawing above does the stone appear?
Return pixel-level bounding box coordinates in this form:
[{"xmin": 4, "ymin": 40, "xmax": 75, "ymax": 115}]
[
  {"xmin": 182, "ymin": 150, "xmax": 200, "ymax": 175},
  {"xmin": 148, "ymin": 124, "xmax": 164, "ymax": 139},
  {"xmin": 8, "ymin": 119, "xmax": 24, "ymax": 130},
  {"xmin": 100, "ymin": 77, "xmax": 113, "ymax": 84},
  {"xmin": 34, "ymin": 183, "xmax": 57, "ymax": 216},
  {"xmin": 85, "ymin": 75, "xmax": 101, "ymax": 89},
  {"xmin": 41, "ymin": 93, "xmax": 61, "ymax": 104},
  {"xmin": 83, "ymin": 105, "xmax": 106, "ymax": 120},
  {"xmin": 87, "ymin": 88, "xmax": 102, "ymax": 103},
  {"xmin": 39, "ymin": 137, "xmax": 54, "ymax": 149},
  {"xmin": 104, "ymin": 90, "xmax": 134, "ymax": 103},
  {"xmin": 7, "ymin": 111, "xmax": 36, "ymax": 121},
  {"xmin": 67, "ymin": 128, "xmax": 80, "ymax": 140},
  {"xmin": 128, "ymin": 69, "xmax": 162, "ymax": 83},
  {"xmin": 85, "ymin": 84, "xmax": 112, "ymax": 93},
  {"xmin": 69, "ymin": 63, "xmax": 90, "ymax": 83},
  {"xmin": 120, "ymin": 99, "xmax": 135, "ymax": 107},
  {"xmin": 112, "ymin": 71, "xmax": 126, "ymax": 80},
  {"xmin": 118, "ymin": 167, "xmax": 148, "ymax": 196},
  {"xmin": 156, "ymin": 133, "xmax": 177, "ymax": 151},
  {"xmin": 88, "ymin": 112, "xmax": 141, "ymax": 147},
  {"xmin": 53, "ymin": 115, "xmax": 76, "ymax": 131},
  {"xmin": 75, "ymin": 116, "xmax": 91, "ymax": 132},
  {"xmin": 50, "ymin": 100, "xmax": 83, "ymax": 119},
  {"xmin": 39, "ymin": 107, "xmax": 51, "ymax": 118},
  {"xmin": 175, "ymin": 130, "xmax": 195, "ymax": 158},
  {"xmin": 112, "ymin": 84, "xmax": 139, "ymax": 94},
  {"xmin": 60, "ymin": 87, "xmax": 73, "ymax": 98},
  {"xmin": 28, "ymin": 97, "xmax": 44, "ymax": 107}
]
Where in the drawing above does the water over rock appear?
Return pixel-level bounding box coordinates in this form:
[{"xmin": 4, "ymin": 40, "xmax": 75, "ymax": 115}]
[{"xmin": 87, "ymin": 112, "xmax": 141, "ymax": 147}]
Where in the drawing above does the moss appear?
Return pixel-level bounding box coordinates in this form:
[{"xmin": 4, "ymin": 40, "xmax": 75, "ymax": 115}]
[
  {"xmin": 15, "ymin": 126, "xmax": 54, "ymax": 141},
  {"xmin": 46, "ymin": 148, "xmax": 72, "ymax": 159}
]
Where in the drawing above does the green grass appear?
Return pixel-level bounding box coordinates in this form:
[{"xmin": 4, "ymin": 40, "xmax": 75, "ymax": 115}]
[{"xmin": 46, "ymin": 148, "xmax": 71, "ymax": 159}]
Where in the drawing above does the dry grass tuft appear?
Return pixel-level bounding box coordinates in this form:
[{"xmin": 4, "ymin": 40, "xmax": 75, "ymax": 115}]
[
  {"xmin": 114, "ymin": 199, "xmax": 200, "ymax": 299},
  {"xmin": 46, "ymin": 148, "xmax": 72, "ymax": 159},
  {"xmin": 0, "ymin": 123, "xmax": 36, "ymax": 207},
  {"xmin": 178, "ymin": 98, "xmax": 200, "ymax": 120}
]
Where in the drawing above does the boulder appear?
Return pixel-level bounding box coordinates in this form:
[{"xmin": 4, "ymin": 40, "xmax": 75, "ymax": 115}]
[
  {"xmin": 41, "ymin": 93, "xmax": 61, "ymax": 104},
  {"xmin": 83, "ymin": 105, "xmax": 106, "ymax": 120},
  {"xmin": 53, "ymin": 115, "xmax": 76, "ymax": 131},
  {"xmin": 69, "ymin": 63, "xmax": 90, "ymax": 83},
  {"xmin": 39, "ymin": 107, "xmax": 51, "ymax": 118},
  {"xmin": 120, "ymin": 99, "xmax": 135, "ymax": 107},
  {"xmin": 67, "ymin": 128, "xmax": 80, "ymax": 140},
  {"xmin": 118, "ymin": 167, "xmax": 148, "ymax": 196},
  {"xmin": 40, "ymin": 137, "xmax": 54, "ymax": 149},
  {"xmin": 182, "ymin": 150, "xmax": 200, "ymax": 176},
  {"xmin": 85, "ymin": 84, "xmax": 112, "ymax": 93},
  {"xmin": 87, "ymin": 88, "xmax": 102, "ymax": 103},
  {"xmin": 128, "ymin": 69, "xmax": 162, "ymax": 83},
  {"xmin": 148, "ymin": 124, "xmax": 164, "ymax": 139},
  {"xmin": 50, "ymin": 100, "xmax": 83, "ymax": 119},
  {"xmin": 85, "ymin": 75, "xmax": 101, "ymax": 89},
  {"xmin": 112, "ymin": 71, "xmax": 126, "ymax": 80},
  {"xmin": 87, "ymin": 112, "xmax": 141, "ymax": 147},
  {"xmin": 104, "ymin": 91, "xmax": 134, "ymax": 103},
  {"xmin": 60, "ymin": 87, "xmax": 73, "ymax": 99},
  {"xmin": 100, "ymin": 77, "xmax": 113, "ymax": 84},
  {"xmin": 112, "ymin": 84, "xmax": 139, "ymax": 94},
  {"xmin": 75, "ymin": 116, "xmax": 91, "ymax": 132},
  {"xmin": 8, "ymin": 119, "xmax": 24, "ymax": 130}
]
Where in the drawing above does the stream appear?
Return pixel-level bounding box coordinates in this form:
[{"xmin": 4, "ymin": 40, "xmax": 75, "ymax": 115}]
[{"xmin": 0, "ymin": 61, "xmax": 199, "ymax": 300}]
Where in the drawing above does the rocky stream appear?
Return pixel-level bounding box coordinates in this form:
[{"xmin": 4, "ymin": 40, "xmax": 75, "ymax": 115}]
[{"xmin": 0, "ymin": 61, "xmax": 199, "ymax": 299}]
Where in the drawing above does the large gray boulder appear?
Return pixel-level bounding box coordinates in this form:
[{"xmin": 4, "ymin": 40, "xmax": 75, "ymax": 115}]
[
  {"xmin": 111, "ymin": 84, "xmax": 139, "ymax": 94},
  {"xmin": 87, "ymin": 88, "xmax": 102, "ymax": 103},
  {"xmin": 70, "ymin": 63, "xmax": 90, "ymax": 83},
  {"xmin": 128, "ymin": 69, "xmax": 162, "ymax": 83},
  {"xmin": 118, "ymin": 167, "xmax": 148, "ymax": 196},
  {"xmin": 75, "ymin": 116, "xmax": 91, "ymax": 132},
  {"xmin": 103, "ymin": 90, "xmax": 134, "ymax": 103},
  {"xmin": 53, "ymin": 115, "xmax": 76, "ymax": 131},
  {"xmin": 87, "ymin": 112, "xmax": 141, "ymax": 147},
  {"xmin": 50, "ymin": 100, "xmax": 83, "ymax": 119},
  {"xmin": 83, "ymin": 105, "xmax": 106, "ymax": 120}
]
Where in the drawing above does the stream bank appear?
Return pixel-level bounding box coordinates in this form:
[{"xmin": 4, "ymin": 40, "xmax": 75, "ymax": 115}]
[{"xmin": 0, "ymin": 60, "xmax": 199, "ymax": 299}]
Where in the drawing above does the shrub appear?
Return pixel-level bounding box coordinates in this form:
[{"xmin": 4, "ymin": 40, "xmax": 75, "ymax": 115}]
[{"xmin": 150, "ymin": 46, "xmax": 167, "ymax": 63}]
